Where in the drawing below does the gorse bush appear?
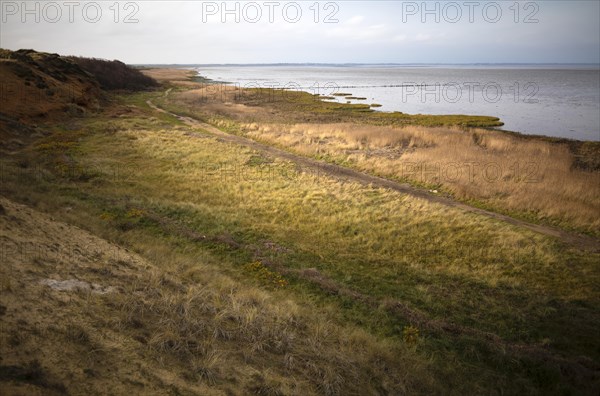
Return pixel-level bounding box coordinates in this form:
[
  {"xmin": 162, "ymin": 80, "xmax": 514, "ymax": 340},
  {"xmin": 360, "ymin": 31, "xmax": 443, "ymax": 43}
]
[{"xmin": 245, "ymin": 261, "xmax": 289, "ymax": 288}]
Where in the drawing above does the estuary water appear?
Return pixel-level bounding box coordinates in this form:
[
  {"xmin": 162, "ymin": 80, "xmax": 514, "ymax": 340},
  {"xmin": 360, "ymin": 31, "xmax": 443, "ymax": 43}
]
[{"xmin": 195, "ymin": 65, "xmax": 600, "ymax": 141}]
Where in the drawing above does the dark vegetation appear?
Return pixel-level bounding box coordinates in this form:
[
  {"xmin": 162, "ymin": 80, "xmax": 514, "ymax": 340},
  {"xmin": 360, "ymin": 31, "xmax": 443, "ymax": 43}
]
[
  {"xmin": 0, "ymin": 48, "xmax": 158, "ymax": 145},
  {"xmin": 68, "ymin": 56, "xmax": 159, "ymax": 91},
  {"xmin": 0, "ymin": 49, "xmax": 90, "ymax": 83},
  {"xmin": 0, "ymin": 48, "xmax": 158, "ymax": 91}
]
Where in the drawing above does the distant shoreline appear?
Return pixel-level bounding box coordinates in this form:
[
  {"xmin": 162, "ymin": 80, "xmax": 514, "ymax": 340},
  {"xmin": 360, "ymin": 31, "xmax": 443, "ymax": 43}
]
[
  {"xmin": 182, "ymin": 67, "xmax": 599, "ymax": 142},
  {"xmin": 135, "ymin": 63, "xmax": 600, "ymax": 71}
]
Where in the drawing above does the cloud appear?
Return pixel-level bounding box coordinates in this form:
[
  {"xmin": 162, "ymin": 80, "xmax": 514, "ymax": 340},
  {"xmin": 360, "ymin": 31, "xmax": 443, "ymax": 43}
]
[
  {"xmin": 415, "ymin": 33, "xmax": 432, "ymax": 42},
  {"xmin": 0, "ymin": 1, "xmax": 597, "ymax": 63},
  {"xmin": 326, "ymin": 23, "xmax": 391, "ymax": 43},
  {"xmin": 347, "ymin": 15, "xmax": 365, "ymax": 25}
]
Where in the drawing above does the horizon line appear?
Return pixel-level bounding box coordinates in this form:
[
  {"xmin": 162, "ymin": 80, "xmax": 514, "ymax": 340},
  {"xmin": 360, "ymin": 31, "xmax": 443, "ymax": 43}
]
[{"xmin": 133, "ymin": 62, "xmax": 600, "ymax": 67}]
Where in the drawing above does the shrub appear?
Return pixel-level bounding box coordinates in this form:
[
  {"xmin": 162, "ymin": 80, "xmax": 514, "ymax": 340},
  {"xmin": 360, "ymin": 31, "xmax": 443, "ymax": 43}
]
[{"xmin": 68, "ymin": 56, "xmax": 159, "ymax": 91}]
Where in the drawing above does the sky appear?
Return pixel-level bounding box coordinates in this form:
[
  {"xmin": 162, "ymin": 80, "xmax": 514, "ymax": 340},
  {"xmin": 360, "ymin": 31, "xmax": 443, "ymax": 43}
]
[{"xmin": 1, "ymin": 0, "xmax": 599, "ymax": 64}]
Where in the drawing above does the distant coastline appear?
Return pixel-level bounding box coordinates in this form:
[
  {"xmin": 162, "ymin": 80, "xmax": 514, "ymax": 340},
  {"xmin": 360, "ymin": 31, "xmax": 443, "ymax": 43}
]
[
  {"xmin": 185, "ymin": 65, "xmax": 600, "ymax": 141},
  {"xmin": 135, "ymin": 63, "xmax": 600, "ymax": 70}
]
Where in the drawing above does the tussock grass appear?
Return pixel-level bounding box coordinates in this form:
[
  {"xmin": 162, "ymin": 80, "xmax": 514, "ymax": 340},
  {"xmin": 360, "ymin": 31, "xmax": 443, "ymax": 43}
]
[
  {"xmin": 159, "ymin": 83, "xmax": 598, "ymax": 233},
  {"xmin": 240, "ymin": 122, "xmax": 600, "ymax": 233},
  {"xmin": 1, "ymin": 194, "xmax": 434, "ymax": 395},
  {"xmin": 114, "ymin": 262, "xmax": 433, "ymax": 394},
  {"xmin": 2, "ymin": 90, "xmax": 598, "ymax": 394}
]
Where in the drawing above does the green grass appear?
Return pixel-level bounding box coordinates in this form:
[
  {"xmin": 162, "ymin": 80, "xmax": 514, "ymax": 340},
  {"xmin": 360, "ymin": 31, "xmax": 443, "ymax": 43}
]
[
  {"xmin": 1, "ymin": 91, "xmax": 598, "ymax": 394},
  {"xmin": 268, "ymin": 88, "xmax": 504, "ymax": 127},
  {"xmin": 157, "ymin": 87, "xmax": 599, "ymax": 237},
  {"xmin": 165, "ymin": 87, "xmax": 504, "ymax": 128}
]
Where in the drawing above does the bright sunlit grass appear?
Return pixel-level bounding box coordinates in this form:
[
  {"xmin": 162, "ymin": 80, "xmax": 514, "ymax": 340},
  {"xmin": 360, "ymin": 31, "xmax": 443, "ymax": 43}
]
[{"xmin": 2, "ymin": 88, "xmax": 598, "ymax": 395}]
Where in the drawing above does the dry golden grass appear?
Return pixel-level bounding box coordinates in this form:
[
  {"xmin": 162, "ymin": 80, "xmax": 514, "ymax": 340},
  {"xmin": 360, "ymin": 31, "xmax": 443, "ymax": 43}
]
[
  {"xmin": 0, "ymin": 196, "xmax": 435, "ymax": 395},
  {"xmin": 71, "ymin": 125, "xmax": 595, "ymax": 298},
  {"xmin": 2, "ymin": 86, "xmax": 598, "ymax": 394},
  {"xmin": 160, "ymin": 85, "xmax": 599, "ymax": 232},
  {"xmin": 240, "ymin": 122, "xmax": 600, "ymax": 232},
  {"xmin": 140, "ymin": 68, "xmax": 197, "ymax": 84}
]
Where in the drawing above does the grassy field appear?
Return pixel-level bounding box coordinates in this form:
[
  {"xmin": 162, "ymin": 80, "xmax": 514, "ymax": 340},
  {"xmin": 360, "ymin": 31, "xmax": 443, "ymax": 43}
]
[
  {"xmin": 153, "ymin": 83, "xmax": 600, "ymax": 236},
  {"xmin": 2, "ymin": 85, "xmax": 599, "ymax": 394}
]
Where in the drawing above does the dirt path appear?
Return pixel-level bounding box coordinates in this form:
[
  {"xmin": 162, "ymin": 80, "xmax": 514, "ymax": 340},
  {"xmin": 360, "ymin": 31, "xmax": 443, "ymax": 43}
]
[{"xmin": 147, "ymin": 99, "xmax": 600, "ymax": 253}]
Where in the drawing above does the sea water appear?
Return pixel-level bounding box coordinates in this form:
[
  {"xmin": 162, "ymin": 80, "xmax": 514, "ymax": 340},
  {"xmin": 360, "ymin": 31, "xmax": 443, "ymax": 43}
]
[{"xmin": 195, "ymin": 65, "xmax": 600, "ymax": 141}]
